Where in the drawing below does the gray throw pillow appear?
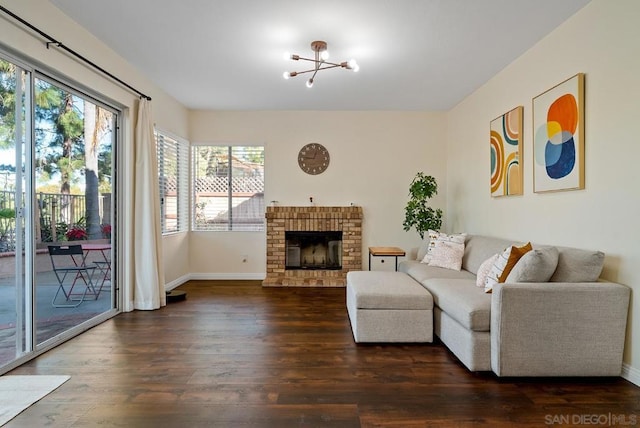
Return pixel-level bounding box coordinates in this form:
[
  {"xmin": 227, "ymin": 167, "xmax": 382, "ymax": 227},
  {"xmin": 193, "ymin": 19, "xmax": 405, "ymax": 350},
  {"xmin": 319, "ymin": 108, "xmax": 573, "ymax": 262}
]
[
  {"xmin": 549, "ymin": 247, "xmax": 605, "ymax": 282},
  {"xmin": 505, "ymin": 246, "xmax": 559, "ymax": 283}
]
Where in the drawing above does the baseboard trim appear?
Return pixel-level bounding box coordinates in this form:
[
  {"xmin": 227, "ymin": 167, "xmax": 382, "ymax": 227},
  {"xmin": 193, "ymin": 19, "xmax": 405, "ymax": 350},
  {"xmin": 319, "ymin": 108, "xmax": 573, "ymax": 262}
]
[
  {"xmin": 165, "ymin": 273, "xmax": 266, "ymax": 289},
  {"xmin": 188, "ymin": 273, "xmax": 266, "ymax": 281},
  {"xmin": 164, "ymin": 274, "xmax": 191, "ymax": 291},
  {"xmin": 622, "ymin": 362, "xmax": 640, "ymax": 387}
]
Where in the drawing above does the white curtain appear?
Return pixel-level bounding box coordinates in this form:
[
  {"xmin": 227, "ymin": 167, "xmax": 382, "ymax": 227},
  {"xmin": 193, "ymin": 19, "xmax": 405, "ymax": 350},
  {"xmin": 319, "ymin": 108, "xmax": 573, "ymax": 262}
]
[{"xmin": 133, "ymin": 98, "xmax": 166, "ymax": 310}]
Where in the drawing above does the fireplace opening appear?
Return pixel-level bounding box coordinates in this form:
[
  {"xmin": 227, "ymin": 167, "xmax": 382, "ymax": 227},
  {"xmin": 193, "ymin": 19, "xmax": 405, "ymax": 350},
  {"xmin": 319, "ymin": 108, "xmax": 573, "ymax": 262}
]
[{"xmin": 285, "ymin": 231, "xmax": 342, "ymax": 270}]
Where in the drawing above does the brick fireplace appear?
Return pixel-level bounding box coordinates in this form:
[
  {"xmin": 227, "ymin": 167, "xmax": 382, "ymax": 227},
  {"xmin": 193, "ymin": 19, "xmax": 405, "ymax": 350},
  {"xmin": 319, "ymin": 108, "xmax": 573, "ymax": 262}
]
[{"xmin": 263, "ymin": 206, "xmax": 363, "ymax": 287}]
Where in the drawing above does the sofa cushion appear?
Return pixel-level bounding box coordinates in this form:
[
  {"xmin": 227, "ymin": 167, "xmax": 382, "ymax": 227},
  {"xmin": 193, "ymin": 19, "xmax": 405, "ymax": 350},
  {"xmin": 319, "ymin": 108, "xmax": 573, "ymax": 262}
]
[
  {"xmin": 399, "ymin": 260, "xmax": 476, "ymax": 284},
  {"xmin": 346, "ymin": 271, "xmax": 433, "ymax": 310},
  {"xmin": 506, "ymin": 246, "xmax": 559, "ymax": 282},
  {"xmin": 550, "ymin": 247, "xmax": 605, "ymax": 282},
  {"xmin": 462, "ymin": 235, "xmax": 522, "ymax": 275},
  {"xmin": 420, "ymin": 278, "xmax": 491, "ymax": 332}
]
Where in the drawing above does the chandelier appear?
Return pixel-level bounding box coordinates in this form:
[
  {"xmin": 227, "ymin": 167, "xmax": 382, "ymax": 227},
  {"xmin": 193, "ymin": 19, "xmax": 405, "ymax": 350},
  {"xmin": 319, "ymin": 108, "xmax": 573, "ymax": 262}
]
[{"xmin": 283, "ymin": 40, "xmax": 359, "ymax": 88}]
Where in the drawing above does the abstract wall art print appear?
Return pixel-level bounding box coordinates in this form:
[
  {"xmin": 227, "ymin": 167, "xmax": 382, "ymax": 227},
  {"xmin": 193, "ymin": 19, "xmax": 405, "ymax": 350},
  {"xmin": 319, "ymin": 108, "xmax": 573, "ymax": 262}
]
[
  {"xmin": 533, "ymin": 73, "xmax": 585, "ymax": 193},
  {"xmin": 490, "ymin": 106, "xmax": 523, "ymax": 197}
]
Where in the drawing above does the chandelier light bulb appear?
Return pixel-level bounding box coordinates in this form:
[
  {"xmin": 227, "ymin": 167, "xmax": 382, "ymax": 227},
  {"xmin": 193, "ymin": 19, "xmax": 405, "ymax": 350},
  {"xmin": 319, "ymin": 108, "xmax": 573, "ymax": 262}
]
[
  {"xmin": 283, "ymin": 71, "xmax": 290, "ymax": 80},
  {"xmin": 306, "ymin": 78, "xmax": 314, "ymax": 88},
  {"xmin": 283, "ymin": 51, "xmax": 290, "ymax": 61},
  {"xmin": 348, "ymin": 59, "xmax": 359, "ymax": 72},
  {"xmin": 320, "ymin": 50, "xmax": 329, "ymax": 61}
]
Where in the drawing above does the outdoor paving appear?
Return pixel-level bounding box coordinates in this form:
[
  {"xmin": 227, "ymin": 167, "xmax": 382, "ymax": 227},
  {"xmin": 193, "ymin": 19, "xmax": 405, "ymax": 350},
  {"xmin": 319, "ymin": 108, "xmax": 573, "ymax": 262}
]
[{"xmin": 0, "ymin": 269, "xmax": 113, "ymax": 365}]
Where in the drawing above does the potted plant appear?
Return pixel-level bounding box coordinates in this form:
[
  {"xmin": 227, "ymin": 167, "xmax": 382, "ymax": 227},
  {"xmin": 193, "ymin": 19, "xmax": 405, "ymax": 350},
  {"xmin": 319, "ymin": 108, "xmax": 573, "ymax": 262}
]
[{"xmin": 403, "ymin": 172, "xmax": 443, "ymax": 239}]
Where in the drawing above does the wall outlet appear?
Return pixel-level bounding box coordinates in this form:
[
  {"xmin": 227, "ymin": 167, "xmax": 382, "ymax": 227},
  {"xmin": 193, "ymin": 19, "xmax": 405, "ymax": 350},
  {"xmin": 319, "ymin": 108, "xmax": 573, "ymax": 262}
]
[{"xmin": 242, "ymin": 255, "xmax": 248, "ymax": 263}]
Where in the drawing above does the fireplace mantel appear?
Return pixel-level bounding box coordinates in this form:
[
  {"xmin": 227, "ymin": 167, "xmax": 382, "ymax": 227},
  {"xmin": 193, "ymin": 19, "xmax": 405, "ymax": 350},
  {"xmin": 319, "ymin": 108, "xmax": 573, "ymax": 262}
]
[{"xmin": 263, "ymin": 206, "xmax": 363, "ymax": 287}]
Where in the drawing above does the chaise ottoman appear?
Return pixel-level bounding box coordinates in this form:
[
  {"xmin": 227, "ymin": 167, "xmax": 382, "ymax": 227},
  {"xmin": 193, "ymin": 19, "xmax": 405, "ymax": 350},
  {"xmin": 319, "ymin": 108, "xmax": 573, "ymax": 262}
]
[{"xmin": 346, "ymin": 271, "xmax": 433, "ymax": 343}]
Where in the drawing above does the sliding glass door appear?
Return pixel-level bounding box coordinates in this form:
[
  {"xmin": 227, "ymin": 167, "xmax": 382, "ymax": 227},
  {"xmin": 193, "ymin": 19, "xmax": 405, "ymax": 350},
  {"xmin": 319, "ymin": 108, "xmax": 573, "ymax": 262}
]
[
  {"xmin": 0, "ymin": 57, "xmax": 28, "ymax": 366},
  {"xmin": 0, "ymin": 54, "xmax": 119, "ymax": 371}
]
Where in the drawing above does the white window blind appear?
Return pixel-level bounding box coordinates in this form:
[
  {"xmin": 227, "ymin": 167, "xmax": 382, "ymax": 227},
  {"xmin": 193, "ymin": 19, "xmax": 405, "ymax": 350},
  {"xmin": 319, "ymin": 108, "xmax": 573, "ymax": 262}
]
[
  {"xmin": 192, "ymin": 145, "xmax": 264, "ymax": 231},
  {"xmin": 156, "ymin": 130, "xmax": 189, "ymax": 234}
]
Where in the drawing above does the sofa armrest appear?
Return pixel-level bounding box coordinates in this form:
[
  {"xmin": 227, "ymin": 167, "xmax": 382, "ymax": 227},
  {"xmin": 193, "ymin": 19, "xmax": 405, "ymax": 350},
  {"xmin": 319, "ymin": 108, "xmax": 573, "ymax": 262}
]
[{"xmin": 491, "ymin": 281, "xmax": 630, "ymax": 377}]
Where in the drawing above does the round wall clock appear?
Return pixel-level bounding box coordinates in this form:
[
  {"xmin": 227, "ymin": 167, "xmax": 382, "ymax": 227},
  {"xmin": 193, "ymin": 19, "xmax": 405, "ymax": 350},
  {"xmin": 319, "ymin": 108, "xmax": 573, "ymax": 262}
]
[{"xmin": 298, "ymin": 143, "xmax": 330, "ymax": 175}]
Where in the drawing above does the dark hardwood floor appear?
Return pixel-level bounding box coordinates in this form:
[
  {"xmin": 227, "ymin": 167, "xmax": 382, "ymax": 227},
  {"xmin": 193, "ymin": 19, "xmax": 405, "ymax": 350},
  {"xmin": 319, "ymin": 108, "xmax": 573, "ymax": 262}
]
[{"xmin": 7, "ymin": 280, "xmax": 640, "ymax": 427}]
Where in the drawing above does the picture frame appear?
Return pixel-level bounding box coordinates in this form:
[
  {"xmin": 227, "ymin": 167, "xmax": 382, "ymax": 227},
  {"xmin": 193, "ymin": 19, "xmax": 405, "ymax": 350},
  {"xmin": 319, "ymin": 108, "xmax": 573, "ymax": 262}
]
[
  {"xmin": 490, "ymin": 106, "xmax": 523, "ymax": 197},
  {"xmin": 532, "ymin": 73, "xmax": 585, "ymax": 193}
]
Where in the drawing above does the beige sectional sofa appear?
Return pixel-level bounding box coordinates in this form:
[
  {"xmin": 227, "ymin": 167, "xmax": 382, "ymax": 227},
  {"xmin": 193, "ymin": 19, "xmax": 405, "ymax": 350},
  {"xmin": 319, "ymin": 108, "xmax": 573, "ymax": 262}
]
[{"xmin": 347, "ymin": 234, "xmax": 630, "ymax": 377}]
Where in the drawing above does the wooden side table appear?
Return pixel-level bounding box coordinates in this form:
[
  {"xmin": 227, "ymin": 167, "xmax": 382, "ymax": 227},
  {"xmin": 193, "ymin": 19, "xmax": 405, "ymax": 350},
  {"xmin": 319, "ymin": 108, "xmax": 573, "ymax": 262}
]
[{"xmin": 368, "ymin": 246, "xmax": 406, "ymax": 271}]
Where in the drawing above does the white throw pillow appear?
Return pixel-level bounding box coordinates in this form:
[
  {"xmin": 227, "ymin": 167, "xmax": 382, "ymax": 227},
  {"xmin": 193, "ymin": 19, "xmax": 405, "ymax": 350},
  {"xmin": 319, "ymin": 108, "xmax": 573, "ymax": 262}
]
[
  {"xmin": 427, "ymin": 239, "xmax": 465, "ymax": 271},
  {"xmin": 476, "ymin": 253, "xmax": 499, "ymax": 287},
  {"xmin": 484, "ymin": 247, "xmax": 512, "ymax": 293},
  {"xmin": 419, "ymin": 229, "xmax": 441, "ymax": 263},
  {"xmin": 437, "ymin": 232, "xmax": 467, "ymax": 245},
  {"xmin": 484, "ymin": 243, "xmax": 532, "ymax": 293}
]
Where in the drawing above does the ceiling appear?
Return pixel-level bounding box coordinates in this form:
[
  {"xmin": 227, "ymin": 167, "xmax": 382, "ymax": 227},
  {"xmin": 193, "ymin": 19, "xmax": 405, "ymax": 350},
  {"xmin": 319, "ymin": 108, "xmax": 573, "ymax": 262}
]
[{"xmin": 50, "ymin": 0, "xmax": 590, "ymax": 111}]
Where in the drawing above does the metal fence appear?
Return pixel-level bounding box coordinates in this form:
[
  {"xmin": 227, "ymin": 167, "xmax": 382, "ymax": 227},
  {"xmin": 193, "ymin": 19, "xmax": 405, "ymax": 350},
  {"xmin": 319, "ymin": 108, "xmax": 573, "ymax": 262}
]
[{"xmin": 0, "ymin": 190, "xmax": 111, "ymax": 252}]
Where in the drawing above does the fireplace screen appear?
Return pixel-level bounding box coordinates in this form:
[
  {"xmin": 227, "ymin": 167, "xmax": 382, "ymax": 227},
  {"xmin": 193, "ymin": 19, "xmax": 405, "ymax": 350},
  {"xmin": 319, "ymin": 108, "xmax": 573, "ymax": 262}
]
[{"xmin": 285, "ymin": 231, "xmax": 343, "ymax": 270}]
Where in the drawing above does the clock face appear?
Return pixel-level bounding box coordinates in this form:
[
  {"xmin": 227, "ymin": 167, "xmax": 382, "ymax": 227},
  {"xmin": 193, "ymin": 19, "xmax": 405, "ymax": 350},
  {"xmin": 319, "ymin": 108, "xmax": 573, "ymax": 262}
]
[{"xmin": 298, "ymin": 143, "xmax": 330, "ymax": 175}]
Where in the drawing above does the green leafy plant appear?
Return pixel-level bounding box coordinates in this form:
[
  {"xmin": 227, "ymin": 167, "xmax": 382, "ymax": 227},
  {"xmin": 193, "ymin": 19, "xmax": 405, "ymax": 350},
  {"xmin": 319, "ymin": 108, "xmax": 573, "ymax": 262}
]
[
  {"xmin": 40, "ymin": 221, "xmax": 69, "ymax": 242},
  {"xmin": 403, "ymin": 172, "xmax": 443, "ymax": 239},
  {"xmin": 0, "ymin": 208, "xmax": 16, "ymax": 252}
]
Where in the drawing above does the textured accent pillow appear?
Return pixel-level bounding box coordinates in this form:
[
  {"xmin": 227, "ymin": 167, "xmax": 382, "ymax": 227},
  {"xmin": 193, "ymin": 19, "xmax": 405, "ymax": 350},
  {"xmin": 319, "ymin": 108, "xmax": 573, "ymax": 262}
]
[
  {"xmin": 506, "ymin": 246, "xmax": 559, "ymax": 283},
  {"xmin": 418, "ymin": 229, "xmax": 441, "ymax": 263},
  {"xmin": 420, "ymin": 231, "xmax": 466, "ymax": 264},
  {"xmin": 427, "ymin": 239, "xmax": 465, "ymax": 271},
  {"xmin": 549, "ymin": 248, "xmax": 605, "ymax": 282},
  {"xmin": 484, "ymin": 242, "xmax": 532, "ymax": 293},
  {"xmin": 437, "ymin": 232, "xmax": 466, "ymax": 245},
  {"xmin": 476, "ymin": 253, "xmax": 499, "ymax": 287}
]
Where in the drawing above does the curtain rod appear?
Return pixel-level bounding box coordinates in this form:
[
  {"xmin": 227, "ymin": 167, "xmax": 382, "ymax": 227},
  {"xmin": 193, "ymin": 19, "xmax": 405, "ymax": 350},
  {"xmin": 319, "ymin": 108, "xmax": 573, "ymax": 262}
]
[{"xmin": 0, "ymin": 5, "xmax": 152, "ymax": 101}]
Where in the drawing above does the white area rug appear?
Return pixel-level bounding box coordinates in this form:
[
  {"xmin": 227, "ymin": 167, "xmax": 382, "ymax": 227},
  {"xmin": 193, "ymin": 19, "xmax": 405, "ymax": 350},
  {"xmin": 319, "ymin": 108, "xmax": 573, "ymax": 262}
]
[{"xmin": 0, "ymin": 375, "xmax": 70, "ymax": 426}]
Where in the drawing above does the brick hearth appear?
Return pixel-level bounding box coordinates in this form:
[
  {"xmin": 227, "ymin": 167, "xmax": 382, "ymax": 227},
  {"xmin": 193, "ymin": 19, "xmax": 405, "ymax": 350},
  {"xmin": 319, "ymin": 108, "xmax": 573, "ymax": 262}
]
[{"xmin": 263, "ymin": 206, "xmax": 363, "ymax": 287}]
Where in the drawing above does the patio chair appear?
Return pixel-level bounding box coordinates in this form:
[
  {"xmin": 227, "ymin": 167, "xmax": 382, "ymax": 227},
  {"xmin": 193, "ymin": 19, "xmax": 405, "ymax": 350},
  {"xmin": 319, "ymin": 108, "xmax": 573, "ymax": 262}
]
[
  {"xmin": 48, "ymin": 244, "xmax": 98, "ymax": 308},
  {"xmin": 93, "ymin": 258, "xmax": 111, "ymax": 295}
]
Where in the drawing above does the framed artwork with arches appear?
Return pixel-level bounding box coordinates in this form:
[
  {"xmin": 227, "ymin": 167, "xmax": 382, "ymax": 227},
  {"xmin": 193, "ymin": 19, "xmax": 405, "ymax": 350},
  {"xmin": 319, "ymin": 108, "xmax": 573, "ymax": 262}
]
[{"xmin": 490, "ymin": 106, "xmax": 523, "ymax": 197}]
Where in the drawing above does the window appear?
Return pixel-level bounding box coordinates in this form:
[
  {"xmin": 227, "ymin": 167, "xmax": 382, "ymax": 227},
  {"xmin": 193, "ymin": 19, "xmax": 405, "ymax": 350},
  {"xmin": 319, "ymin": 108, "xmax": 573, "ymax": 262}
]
[
  {"xmin": 156, "ymin": 130, "xmax": 189, "ymax": 234},
  {"xmin": 192, "ymin": 145, "xmax": 264, "ymax": 231}
]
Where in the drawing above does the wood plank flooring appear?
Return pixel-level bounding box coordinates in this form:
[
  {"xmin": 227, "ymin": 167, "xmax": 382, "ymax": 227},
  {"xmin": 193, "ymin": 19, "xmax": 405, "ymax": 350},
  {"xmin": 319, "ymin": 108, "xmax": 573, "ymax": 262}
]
[{"xmin": 7, "ymin": 280, "xmax": 640, "ymax": 427}]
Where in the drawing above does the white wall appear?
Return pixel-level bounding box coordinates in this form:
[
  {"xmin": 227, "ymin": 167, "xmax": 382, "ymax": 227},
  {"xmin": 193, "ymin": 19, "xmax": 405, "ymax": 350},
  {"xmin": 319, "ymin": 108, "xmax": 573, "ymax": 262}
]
[
  {"xmin": 0, "ymin": 0, "xmax": 191, "ymax": 288},
  {"xmin": 446, "ymin": 0, "xmax": 640, "ymax": 379},
  {"xmin": 188, "ymin": 110, "xmax": 447, "ymax": 277}
]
